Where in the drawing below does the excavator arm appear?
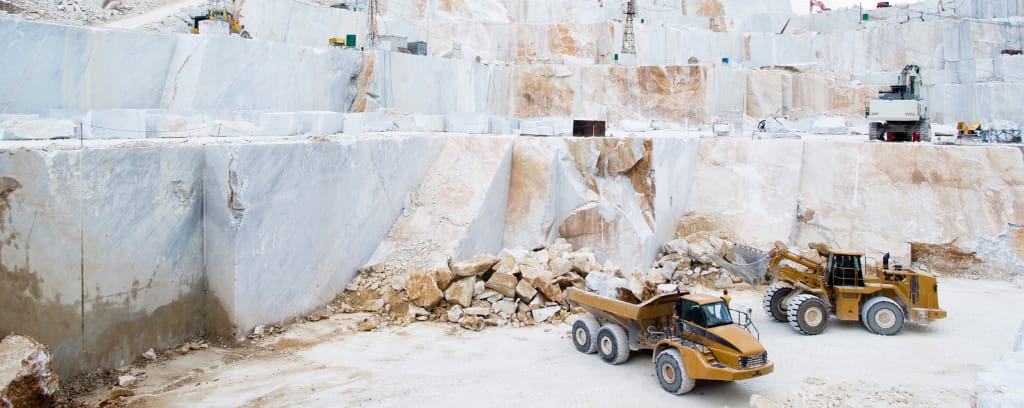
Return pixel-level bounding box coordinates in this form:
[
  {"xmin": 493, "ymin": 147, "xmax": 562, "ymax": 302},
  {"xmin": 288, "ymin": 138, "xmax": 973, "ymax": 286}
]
[{"xmin": 810, "ymin": 0, "xmax": 829, "ymax": 12}]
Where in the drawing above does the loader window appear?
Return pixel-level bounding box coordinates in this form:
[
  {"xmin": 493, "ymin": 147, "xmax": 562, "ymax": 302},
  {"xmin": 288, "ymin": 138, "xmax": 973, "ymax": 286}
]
[
  {"xmin": 829, "ymin": 254, "xmax": 864, "ymax": 287},
  {"xmin": 702, "ymin": 302, "xmax": 734, "ymax": 328}
]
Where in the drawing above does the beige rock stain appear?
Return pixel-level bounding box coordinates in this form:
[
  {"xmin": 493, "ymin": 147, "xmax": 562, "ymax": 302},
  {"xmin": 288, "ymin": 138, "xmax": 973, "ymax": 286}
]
[
  {"xmin": 351, "ymin": 53, "xmax": 376, "ymax": 113},
  {"xmin": 638, "ymin": 66, "xmax": 708, "ymax": 123},
  {"xmin": 505, "ymin": 141, "xmax": 552, "ymax": 226},
  {"xmin": 513, "ymin": 66, "xmax": 575, "ymax": 118},
  {"xmin": 548, "ymin": 24, "xmax": 579, "ymax": 56},
  {"xmin": 438, "ymin": 0, "xmax": 464, "ymax": 13}
]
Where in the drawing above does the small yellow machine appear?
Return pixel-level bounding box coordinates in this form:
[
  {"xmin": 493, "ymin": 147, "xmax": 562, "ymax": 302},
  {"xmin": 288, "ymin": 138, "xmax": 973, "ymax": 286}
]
[
  {"xmin": 755, "ymin": 243, "xmax": 946, "ymax": 336},
  {"xmin": 192, "ymin": 9, "xmax": 251, "ymax": 39},
  {"xmin": 566, "ymin": 288, "xmax": 773, "ymax": 395}
]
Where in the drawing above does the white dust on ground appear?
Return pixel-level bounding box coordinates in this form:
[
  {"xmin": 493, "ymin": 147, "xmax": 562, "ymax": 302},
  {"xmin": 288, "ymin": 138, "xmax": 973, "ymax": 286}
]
[{"xmin": 107, "ymin": 278, "xmax": 1021, "ymax": 407}]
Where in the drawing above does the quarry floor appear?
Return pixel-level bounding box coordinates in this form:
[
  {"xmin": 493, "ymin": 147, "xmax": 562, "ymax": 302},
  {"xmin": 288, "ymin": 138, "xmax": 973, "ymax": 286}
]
[{"xmin": 84, "ymin": 278, "xmax": 1022, "ymax": 407}]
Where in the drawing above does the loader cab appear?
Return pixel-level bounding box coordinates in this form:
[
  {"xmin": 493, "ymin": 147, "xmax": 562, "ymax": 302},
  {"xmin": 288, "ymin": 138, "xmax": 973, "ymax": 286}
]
[{"xmin": 826, "ymin": 251, "xmax": 865, "ymax": 287}]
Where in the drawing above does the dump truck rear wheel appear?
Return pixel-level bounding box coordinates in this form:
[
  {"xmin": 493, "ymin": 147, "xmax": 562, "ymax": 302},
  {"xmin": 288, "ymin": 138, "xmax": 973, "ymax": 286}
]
[
  {"xmin": 596, "ymin": 324, "xmax": 629, "ymax": 365},
  {"xmin": 861, "ymin": 297, "xmax": 905, "ymax": 335},
  {"xmin": 655, "ymin": 349, "xmax": 695, "ymax": 395},
  {"xmin": 763, "ymin": 284, "xmax": 794, "ymax": 322},
  {"xmin": 787, "ymin": 294, "xmax": 830, "ymax": 335},
  {"xmin": 572, "ymin": 316, "xmax": 600, "ymax": 354}
]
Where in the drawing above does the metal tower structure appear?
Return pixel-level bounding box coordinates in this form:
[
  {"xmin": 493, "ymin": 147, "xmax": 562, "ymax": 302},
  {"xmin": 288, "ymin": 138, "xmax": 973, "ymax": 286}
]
[
  {"xmin": 622, "ymin": 0, "xmax": 637, "ymax": 54},
  {"xmin": 368, "ymin": 0, "xmax": 380, "ymax": 48}
]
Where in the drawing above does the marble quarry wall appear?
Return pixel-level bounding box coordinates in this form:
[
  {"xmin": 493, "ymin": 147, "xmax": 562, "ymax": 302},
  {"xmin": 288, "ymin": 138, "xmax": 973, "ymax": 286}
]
[{"xmin": 3, "ymin": 135, "xmax": 1022, "ymax": 378}]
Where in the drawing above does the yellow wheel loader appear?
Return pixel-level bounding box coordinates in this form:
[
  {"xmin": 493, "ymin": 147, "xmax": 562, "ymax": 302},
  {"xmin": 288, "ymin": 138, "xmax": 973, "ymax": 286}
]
[
  {"xmin": 191, "ymin": 9, "xmax": 251, "ymax": 39},
  {"xmin": 566, "ymin": 287, "xmax": 773, "ymax": 395},
  {"xmin": 733, "ymin": 243, "xmax": 946, "ymax": 336}
]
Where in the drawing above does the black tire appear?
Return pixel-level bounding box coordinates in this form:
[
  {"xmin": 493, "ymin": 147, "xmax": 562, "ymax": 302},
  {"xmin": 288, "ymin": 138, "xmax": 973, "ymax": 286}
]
[
  {"xmin": 596, "ymin": 324, "xmax": 629, "ymax": 365},
  {"xmin": 861, "ymin": 297, "xmax": 905, "ymax": 335},
  {"xmin": 655, "ymin": 349, "xmax": 695, "ymax": 395},
  {"xmin": 572, "ymin": 316, "xmax": 600, "ymax": 354},
  {"xmin": 869, "ymin": 122, "xmax": 887, "ymax": 140},
  {"xmin": 786, "ymin": 294, "xmax": 830, "ymax": 335},
  {"xmin": 763, "ymin": 283, "xmax": 794, "ymax": 322},
  {"xmin": 240, "ymin": 30, "xmax": 251, "ymax": 39}
]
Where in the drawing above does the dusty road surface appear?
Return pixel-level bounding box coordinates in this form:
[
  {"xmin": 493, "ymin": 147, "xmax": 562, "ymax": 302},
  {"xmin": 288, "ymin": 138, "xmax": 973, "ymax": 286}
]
[{"xmin": 96, "ymin": 278, "xmax": 1022, "ymax": 407}]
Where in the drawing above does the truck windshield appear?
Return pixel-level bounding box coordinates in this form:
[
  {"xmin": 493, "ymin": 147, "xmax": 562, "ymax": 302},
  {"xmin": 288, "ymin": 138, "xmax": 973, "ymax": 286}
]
[{"xmin": 702, "ymin": 302, "xmax": 733, "ymax": 328}]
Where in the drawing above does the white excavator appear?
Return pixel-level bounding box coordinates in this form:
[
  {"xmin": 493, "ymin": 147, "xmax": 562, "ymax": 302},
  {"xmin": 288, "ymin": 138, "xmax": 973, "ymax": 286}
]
[{"xmin": 867, "ymin": 64, "xmax": 931, "ymax": 142}]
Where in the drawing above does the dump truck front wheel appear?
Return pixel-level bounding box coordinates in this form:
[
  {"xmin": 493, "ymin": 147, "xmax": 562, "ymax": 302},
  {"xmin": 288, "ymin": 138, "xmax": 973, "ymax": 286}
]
[
  {"xmin": 597, "ymin": 324, "xmax": 629, "ymax": 365},
  {"xmin": 861, "ymin": 297, "xmax": 905, "ymax": 335},
  {"xmin": 763, "ymin": 283, "xmax": 794, "ymax": 322},
  {"xmin": 787, "ymin": 294, "xmax": 830, "ymax": 335},
  {"xmin": 655, "ymin": 349, "xmax": 695, "ymax": 395},
  {"xmin": 572, "ymin": 316, "xmax": 600, "ymax": 354}
]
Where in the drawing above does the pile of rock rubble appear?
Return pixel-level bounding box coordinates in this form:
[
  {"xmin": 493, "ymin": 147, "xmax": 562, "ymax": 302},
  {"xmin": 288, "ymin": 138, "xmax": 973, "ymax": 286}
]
[{"xmin": 338, "ymin": 232, "xmax": 748, "ymax": 331}]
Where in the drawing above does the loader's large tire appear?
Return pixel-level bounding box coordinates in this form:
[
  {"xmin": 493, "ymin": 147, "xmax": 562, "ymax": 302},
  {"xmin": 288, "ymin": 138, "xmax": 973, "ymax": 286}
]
[
  {"xmin": 597, "ymin": 324, "xmax": 630, "ymax": 365},
  {"xmin": 763, "ymin": 283, "xmax": 794, "ymax": 322},
  {"xmin": 861, "ymin": 297, "xmax": 905, "ymax": 336},
  {"xmin": 572, "ymin": 316, "xmax": 600, "ymax": 354},
  {"xmin": 787, "ymin": 294, "xmax": 830, "ymax": 335},
  {"xmin": 240, "ymin": 30, "xmax": 252, "ymax": 39},
  {"xmin": 655, "ymin": 349, "xmax": 695, "ymax": 395}
]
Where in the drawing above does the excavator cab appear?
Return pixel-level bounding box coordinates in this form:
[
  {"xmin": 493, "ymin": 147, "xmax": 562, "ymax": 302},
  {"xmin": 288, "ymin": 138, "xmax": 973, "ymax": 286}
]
[{"xmin": 826, "ymin": 251, "xmax": 865, "ymax": 287}]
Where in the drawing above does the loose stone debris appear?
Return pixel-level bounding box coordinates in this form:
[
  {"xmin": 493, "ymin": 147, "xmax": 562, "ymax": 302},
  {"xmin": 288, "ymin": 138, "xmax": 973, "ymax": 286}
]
[{"xmin": 334, "ymin": 229, "xmax": 751, "ymax": 331}]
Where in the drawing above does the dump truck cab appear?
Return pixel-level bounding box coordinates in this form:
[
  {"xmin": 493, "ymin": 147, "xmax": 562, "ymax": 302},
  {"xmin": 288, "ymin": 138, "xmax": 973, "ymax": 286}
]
[{"xmin": 566, "ymin": 288, "xmax": 772, "ymax": 395}]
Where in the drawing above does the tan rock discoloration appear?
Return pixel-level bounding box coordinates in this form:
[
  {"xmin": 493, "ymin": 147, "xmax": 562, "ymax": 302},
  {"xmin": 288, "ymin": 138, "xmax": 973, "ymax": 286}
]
[
  {"xmin": 695, "ymin": 0, "xmax": 727, "ymax": 32},
  {"xmin": 351, "ymin": 53, "xmax": 376, "ymax": 113},
  {"xmin": 505, "ymin": 140, "xmax": 552, "ymax": 226},
  {"xmin": 437, "ymin": 0, "xmax": 464, "ymax": 13},
  {"xmin": 638, "ymin": 66, "xmax": 709, "ymax": 123},
  {"xmin": 513, "ymin": 66, "xmax": 575, "ymax": 117},
  {"xmin": 548, "ymin": 24, "xmax": 579, "ymax": 56}
]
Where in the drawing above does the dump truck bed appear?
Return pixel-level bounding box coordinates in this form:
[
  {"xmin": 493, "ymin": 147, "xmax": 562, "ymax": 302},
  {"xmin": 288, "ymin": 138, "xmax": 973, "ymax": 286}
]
[{"xmin": 566, "ymin": 287, "xmax": 681, "ymax": 322}]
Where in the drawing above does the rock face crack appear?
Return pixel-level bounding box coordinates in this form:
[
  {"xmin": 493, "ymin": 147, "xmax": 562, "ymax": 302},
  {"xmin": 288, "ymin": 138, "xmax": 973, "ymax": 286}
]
[{"xmin": 226, "ymin": 156, "xmax": 246, "ymax": 228}]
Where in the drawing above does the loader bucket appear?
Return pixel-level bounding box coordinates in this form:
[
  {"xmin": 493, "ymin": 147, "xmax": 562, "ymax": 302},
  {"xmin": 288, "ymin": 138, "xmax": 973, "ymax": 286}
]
[{"xmin": 708, "ymin": 244, "xmax": 771, "ymax": 284}]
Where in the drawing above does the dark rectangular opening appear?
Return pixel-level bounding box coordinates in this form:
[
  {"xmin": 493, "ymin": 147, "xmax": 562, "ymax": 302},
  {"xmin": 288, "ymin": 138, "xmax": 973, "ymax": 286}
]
[{"xmin": 572, "ymin": 120, "xmax": 606, "ymax": 137}]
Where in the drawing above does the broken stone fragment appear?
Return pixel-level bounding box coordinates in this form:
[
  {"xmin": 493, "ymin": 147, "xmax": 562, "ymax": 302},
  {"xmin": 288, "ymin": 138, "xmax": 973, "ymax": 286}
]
[
  {"xmin": 485, "ymin": 272, "xmax": 519, "ymax": 298},
  {"xmin": 493, "ymin": 300, "xmax": 518, "ymax": 317},
  {"xmin": 0, "ymin": 334, "xmax": 59, "ymax": 407},
  {"xmin": 448, "ymin": 255, "xmax": 500, "ymax": 277},
  {"xmin": 433, "ymin": 267, "xmax": 454, "ymax": 290},
  {"xmin": 142, "ymin": 348, "xmax": 157, "ymax": 361},
  {"xmin": 463, "ymin": 307, "xmax": 490, "ymax": 317},
  {"xmin": 306, "ymin": 306, "xmax": 331, "ymax": 322},
  {"xmin": 356, "ymin": 317, "xmax": 380, "ymax": 332},
  {"xmin": 554, "ymin": 272, "xmax": 585, "ymax": 289},
  {"xmin": 714, "ymin": 273, "xmax": 735, "ymax": 289},
  {"xmin": 515, "ymin": 279, "xmax": 538, "ymax": 301},
  {"xmin": 175, "ymin": 344, "xmax": 190, "ymax": 355},
  {"xmin": 474, "ymin": 280, "xmax": 486, "ymax": 296},
  {"xmin": 547, "ymin": 238, "xmax": 574, "ymax": 261},
  {"xmin": 117, "ymin": 375, "xmax": 139, "ymax": 388},
  {"xmin": 444, "ymin": 276, "xmax": 476, "ymax": 308},
  {"xmin": 518, "ymin": 264, "xmax": 553, "ymax": 283},
  {"xmin": 406, "ymin": 269, "xmax": 444, "ymax": 308},
  {"xmin": 530, "ymin": 277, "xmax": 565, "ymax": 304},
  {"xmin": 362, "ymin": 299, "xmax": 385, "ymax": 313},
  {"xmin": 447, "ymin": 305, "xmax": 464, "ymax": 322},
  {"xmin": 549, "ymin": 257, "xmax": 573, "ymax": 277},
  {"xmin": 458, "ymin": 315, "xmax": 485, "ymax": 331},
  {"xmin": 568, "ymin": 252, "xmax": 599, "ymax": 276},
  {"xmin": 532, "ymin": 306, "xmax": 562, "ymax": 323},
  {"xmin": 109, "ymin": 386, "xmax": 135, "ymax": 398}
]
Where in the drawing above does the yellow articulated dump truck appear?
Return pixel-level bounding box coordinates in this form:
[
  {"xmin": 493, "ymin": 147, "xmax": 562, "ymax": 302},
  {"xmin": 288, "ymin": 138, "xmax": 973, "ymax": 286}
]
[{"xmin": 565, "ymin": 287, "xmax": 773, "ymax": 395}]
